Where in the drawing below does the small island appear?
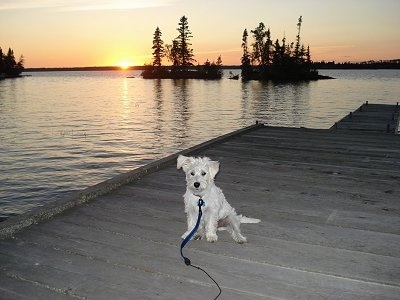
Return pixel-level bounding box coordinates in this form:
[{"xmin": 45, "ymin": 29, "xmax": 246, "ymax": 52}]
[
  {"xmin": 0, "ymin": 47, "xmax": 24, "ymax": 79},
  {"xmin": 141, "ymin": 16, "xmax": 223, "ymax": 80},
  {"xmin": 240, "ymin": 16, "xmax": 331, "ymax": 81}
]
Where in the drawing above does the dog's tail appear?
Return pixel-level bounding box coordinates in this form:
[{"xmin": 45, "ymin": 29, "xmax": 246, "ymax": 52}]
[{"xmin": 239, "ymin": 215, "xmax": 261, "ymax": 224}]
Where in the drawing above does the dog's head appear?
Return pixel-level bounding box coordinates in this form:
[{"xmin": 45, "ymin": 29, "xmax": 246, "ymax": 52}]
[{"xmin": 177, "ymin": 155, "xmax": 220, "ymax": 196}]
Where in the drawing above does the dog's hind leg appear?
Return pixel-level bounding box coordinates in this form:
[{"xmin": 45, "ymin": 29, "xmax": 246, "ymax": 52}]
[{"xmin": 227, "ymin": 213, "xmax": 247, "ymax": 243}]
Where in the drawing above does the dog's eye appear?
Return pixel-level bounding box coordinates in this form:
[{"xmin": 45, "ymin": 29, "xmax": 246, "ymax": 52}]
[
  {"xmin": 201, "ymin": 171, "xmax": 206, "ymax": 176},
  {"xmin": 190, "ymin": 171, "xmax": 195, "ymax": 176}
]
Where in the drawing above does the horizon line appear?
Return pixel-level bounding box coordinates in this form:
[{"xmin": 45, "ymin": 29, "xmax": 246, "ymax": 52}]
[{"xmin": 22, "ymin": 59, "xmax": 400, "ymax": 71}]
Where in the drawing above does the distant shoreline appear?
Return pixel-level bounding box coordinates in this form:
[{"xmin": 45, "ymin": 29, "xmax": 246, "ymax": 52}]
[
  {"xmin": 22, "ymin": 66, "xmax": 241, "ymax": 72},
  {"xmin": 24, "ymin": 66, "xmax": 142, "ymax": 72},
  {"xmin": 23, "ymin": 62, "xmax": 400, "ymax": 73}
]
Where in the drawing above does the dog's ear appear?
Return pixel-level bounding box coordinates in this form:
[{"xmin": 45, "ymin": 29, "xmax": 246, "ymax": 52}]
[
  {"xmin": 209, "ymin": 160, "xmax": 220, "ymax": 179},
  {"xmin": 177, "ymin": 155, "xmax": 187, "ymax": 170},
  {"xmin": 177, "ymin": 155, "xmax": 193, "ymax": 172}
]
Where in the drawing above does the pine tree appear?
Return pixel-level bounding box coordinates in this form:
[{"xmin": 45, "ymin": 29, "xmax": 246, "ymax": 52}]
[
  {"xmin": 166, "ymin": 40, "xmax": 180, "ymax": 67},
  {"xmin": 294, "ymin": 16, "xmax": 302, "ymax": 62},
  {"xmin": 0, "ymin": 47, "xmax": 4, "ymax": 74},
  {"xmin": 4, "ymin": 48, "xmax": 16, "ymax": 72},
  {"xmin": 300, "ymin": 44, "xmax": 306, "ymax": 63},
  {"xmin": 152, "ymin": 27, "xmax": 165, "ymax": 67},
  {"xmin": 201, "ymin": 55, "xmax": 223, "ymax": 79},
  {"xmin": 216, "ymin": 55, "xmax": 222, "ymax": 67},
  {"xmin": 17, "ymin": 55, "xmax": 24, "ymax": 70},
  {"xmin": 263, "ymin": 28, "xmax": 272, "ymax": 67},
  {"xmin": 250, "ymin": 22, "xmax": 266, "ymax": 65},
  {"xmin": 175, "ymin": 15, "xmax": 195, "ymax": 69},
  {"xmin": 213, "ymin": 55, "xmax": 223, "ymax": 78},
  {"xmin": 240, "ymin": 29, "xmax": 252, "ymax": 79},
  {"xmin": 0, "ymin": 47, "xmax": 23, "ymax": 77},
  {"xmin": 306, "ymin": 45, "xmax": 311, "ymax": 64},
  {"xmin": 272, "ymin": 39, "xmax": 281, "ymax": 66}
]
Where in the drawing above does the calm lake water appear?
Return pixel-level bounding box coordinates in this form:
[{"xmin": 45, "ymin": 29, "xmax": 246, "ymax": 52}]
[{"xmin": 1, "ymin": 69, "xmax": 399, "ymax": 219}]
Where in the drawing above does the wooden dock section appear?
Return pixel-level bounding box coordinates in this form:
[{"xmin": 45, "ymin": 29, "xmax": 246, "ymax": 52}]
[
  {"xmin": 1, "ymin": 106, "xmax": 400, "ymax": 299},
  {"xmin": 332, "ymin": 101, "xmax": 400, "ymax": 133}
]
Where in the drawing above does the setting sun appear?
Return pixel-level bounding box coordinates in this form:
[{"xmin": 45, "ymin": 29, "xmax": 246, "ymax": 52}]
[{"xmin": 117, "ymin": 61, "xmax": 132, "ymax": 70}]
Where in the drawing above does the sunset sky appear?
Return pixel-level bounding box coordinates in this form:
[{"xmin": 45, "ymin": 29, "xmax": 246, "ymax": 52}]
[{"xmin": 1, "ymin": 0, "xmax": 399, "ymax": 68}]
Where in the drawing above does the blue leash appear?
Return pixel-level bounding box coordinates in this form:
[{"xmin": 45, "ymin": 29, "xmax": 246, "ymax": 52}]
[
  {"xmin": 179, "ymin": 198, "xmax": 221, "ymax": 299},
  {"xmin": 180, "ymin": 198, "xmax": 204, "ymax": 265}
]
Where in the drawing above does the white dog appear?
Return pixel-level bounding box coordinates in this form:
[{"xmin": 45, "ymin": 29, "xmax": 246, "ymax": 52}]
[{"xmin": 177, "ymin": 155, "xmax": 260, "ymax": 243}]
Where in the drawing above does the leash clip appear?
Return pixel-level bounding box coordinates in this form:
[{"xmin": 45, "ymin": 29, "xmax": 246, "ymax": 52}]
[{"xmin": 198, "ymin": 199, "xmax": 204, "ymax": 207}]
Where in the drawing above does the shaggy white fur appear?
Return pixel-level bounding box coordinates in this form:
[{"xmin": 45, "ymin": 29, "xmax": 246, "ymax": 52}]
[{"xmin": 177, "ymin": 155, "xmax": 260, "ymax": 243}]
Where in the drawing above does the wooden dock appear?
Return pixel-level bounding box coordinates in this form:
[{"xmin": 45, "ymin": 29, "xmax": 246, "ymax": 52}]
[
  {"xmin": 332, "ymin": 101, "xmax": 400, "ymax": 133},
  {"xmin": 1, "ymin": 104, "xmax": 400, "ymax": 299}
]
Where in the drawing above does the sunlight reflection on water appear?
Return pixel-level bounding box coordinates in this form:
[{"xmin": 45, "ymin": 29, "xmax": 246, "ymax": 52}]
[{"xmin": 0, "ymin": 69, "xmax": 399, "ymax": 218}]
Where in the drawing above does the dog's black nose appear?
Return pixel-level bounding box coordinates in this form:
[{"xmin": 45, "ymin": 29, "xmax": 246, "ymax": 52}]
[{"xmin": 194, "ymin": 182, "xmax": 200, "ymax": 188}]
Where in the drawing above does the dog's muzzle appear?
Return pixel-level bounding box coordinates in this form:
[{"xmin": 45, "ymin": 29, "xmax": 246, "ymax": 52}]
[{"xmin": 194, "ymin": 182, "xmax": 200, "ymax": 188}]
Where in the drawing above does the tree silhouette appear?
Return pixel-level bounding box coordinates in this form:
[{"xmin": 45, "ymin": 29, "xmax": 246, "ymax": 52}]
[
  {"xmin": 294, "ymin": 16, "xmax": 302, "ymax": 63},
  {"xmin": 201, "ymin": 55, "xmax": 223, "ymax": 79},
  {"xmin": 175, "ymin": 15, "xmax": 195, "ymax": 69},
  {"xmin": 142, "ymin": 16, "xmax": 222, "ymax": 79},
  {"xmin": 163, "ymin": 16, "xmax": 195, "ymax": 69},
  {"xmin": 166, "ymin": 39, "xmax": 180, "ymax": 68},
  {"xmin": 250, "ymin": 22, "xmax": 266, "ymax": 66},
  {"xmin": 306, "ymin": 45, "xmax": 311, "ymax": 65},
  {"xmin": 0, "ymin": 48, "xmax": 4, "ymax": 75},
  {"xmin": 152, "ymin": 27, "xmax": 165, "ymax": 67},
  {"xmin": 240, "ymin": 29, "xmax": 252, "ymax": 79},
  {"xmin": 216, "ymin": 55, "xmax": 222, "ymax": 67},
  {"xmin": 241, "ymin": 16, "xmax": 319, "ymax": 81},
  {"xmin": 264, "ymin": 28, "xmax": 272, "ymax": 67},
  {"xmin": 250, "ymin": 23, "xmax": 273, "ymax": 68},
  {"xmin": 0, "ymin": 47, "xmax": 24, "ymax": 78},
  {"xmin": 5, "ymin": 48, "xmax": 16, "ymax": 72}
]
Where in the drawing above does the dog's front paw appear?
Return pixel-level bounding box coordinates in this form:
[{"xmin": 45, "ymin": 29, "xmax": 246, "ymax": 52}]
[
  {"xmin": 234, "ymin": 234, "xmax": 247, "ymax": 244},
  {"xmin": 206, "ymin": 233, "xmax": 218, "ymax": 243}
]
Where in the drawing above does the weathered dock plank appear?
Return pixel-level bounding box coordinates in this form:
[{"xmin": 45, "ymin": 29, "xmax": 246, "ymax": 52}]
[{"xmin": 1, "ymin": 109, "xmax": 400, "ymax": 299}]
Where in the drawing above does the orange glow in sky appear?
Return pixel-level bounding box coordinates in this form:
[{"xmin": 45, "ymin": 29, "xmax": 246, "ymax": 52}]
[{"xmin": 1, "ymin": 0, "xmax": 399, "ymax": 68}]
